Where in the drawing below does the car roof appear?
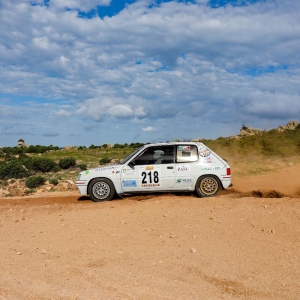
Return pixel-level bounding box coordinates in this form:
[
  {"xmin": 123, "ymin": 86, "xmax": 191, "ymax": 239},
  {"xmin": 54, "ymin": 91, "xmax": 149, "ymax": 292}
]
[{"xmin": 143, "ymin": 142, "xmax": 204, "ymax": 148}]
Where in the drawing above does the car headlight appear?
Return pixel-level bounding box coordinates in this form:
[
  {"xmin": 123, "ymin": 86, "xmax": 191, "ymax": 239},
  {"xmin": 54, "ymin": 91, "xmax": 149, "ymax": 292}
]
[{"xmin": 76, "ymin": 174, "xmax": 81, "ymax": 181}]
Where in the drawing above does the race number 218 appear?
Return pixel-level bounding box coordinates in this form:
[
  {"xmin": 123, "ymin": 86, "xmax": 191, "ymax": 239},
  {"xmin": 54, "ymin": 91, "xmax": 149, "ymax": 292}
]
[{"xmin": 141, "ymin": 171, "xmax": 159, "ymax": 184}]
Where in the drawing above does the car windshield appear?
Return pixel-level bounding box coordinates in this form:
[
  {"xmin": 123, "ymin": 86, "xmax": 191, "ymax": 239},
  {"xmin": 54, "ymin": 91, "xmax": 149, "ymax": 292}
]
[{"xmin": 119, "ymin": 146, "xmax": 144, "ymax": 165}]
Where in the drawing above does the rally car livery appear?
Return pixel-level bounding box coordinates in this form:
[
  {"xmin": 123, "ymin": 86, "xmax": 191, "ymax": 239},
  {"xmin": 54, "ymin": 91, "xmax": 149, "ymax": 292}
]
[{"xmin": 75, "ymin": 142, "xmax": 232, "ymax": 202}]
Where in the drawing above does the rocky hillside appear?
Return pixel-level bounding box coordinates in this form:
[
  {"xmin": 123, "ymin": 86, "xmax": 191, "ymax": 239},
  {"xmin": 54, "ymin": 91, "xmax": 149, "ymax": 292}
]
[
  {"xmin": 231, "ymin": 120, "xmax": 299, "ymax": 139},
  {"xmin": 0, "ymin": 177, "xmax": 78, "ymax": 198}
]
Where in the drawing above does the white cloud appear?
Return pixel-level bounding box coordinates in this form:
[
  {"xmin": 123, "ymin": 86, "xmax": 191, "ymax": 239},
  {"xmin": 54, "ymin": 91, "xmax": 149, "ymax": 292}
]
[
  {"xmin": 48, "ymin": 0, "xmax": 111, "ymax": 12},
  {"xmin": 55, "ymin": 109, "xmax": 71, "ymax": 117},
  {"xmin": 0, "ymin": 0, "xmax": 300, "ymax": 146},
  {"xmin": 142, "ymin": 126, "xmax": 157, "ymax": 132},
  {"xmin": 76, "ymin": 96, "xmax": 147, "ymax": 121}
]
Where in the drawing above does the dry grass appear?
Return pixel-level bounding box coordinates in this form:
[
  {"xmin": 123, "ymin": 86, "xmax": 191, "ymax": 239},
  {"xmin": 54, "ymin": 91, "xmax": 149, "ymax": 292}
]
[{"xmin": 228, "ymin": 155, "xmax": 300, "ymax": 177}]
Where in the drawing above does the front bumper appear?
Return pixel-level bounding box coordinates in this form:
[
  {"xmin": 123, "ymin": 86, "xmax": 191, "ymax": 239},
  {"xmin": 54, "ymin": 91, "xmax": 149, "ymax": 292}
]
[{"xmin": 75, "ymin": 181, "xmax": 88, "ymax": 195}]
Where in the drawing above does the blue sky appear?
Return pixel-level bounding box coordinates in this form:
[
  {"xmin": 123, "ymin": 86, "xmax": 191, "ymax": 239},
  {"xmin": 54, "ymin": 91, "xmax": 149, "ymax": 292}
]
[{"xmin": 0, "ymin": 0, "xmax": 299, "ymax": 147}]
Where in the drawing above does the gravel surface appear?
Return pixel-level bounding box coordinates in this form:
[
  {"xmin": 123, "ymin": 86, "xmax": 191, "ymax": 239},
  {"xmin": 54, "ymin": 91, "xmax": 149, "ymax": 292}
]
[{"xmin": 0, "ymin": 166, "xmax": 299, "ymax": 300}]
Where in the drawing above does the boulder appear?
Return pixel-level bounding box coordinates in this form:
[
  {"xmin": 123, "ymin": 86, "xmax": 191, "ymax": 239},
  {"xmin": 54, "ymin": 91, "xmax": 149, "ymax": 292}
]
[
  {"xmin": 0, "ymin": 189, "xmax": 10, "ymax": 196},
  {"xmin": 66, "ymin": 180, "xmax": 75, "ymax": 185},
  {"xmin": 239, "ymin": 124, "xmax": 262, "ymax": 137},
  {"xmin": 275, "ymin": 120, "xmax": 299, "ymax": 132},
  {"xmin": 17, "ymin": 139, "xmax": 27, "ymax": 148},
  {"xmin": 44, "ymin": 185, "xmax": 53, "ymax": 191}
]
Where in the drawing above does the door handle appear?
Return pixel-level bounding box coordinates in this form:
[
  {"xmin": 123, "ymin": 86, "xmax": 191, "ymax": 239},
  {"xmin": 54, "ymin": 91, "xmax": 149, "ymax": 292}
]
[{"xmin": 167, "ymin": 166, "xmax": 174, "ymax": 169}]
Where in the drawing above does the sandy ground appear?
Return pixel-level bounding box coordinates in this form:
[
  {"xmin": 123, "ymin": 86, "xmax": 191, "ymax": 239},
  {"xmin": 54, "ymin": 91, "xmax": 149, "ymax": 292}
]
[{"xmin": 0, "ymin": 166, "xmax": 299, "ymax": 300}]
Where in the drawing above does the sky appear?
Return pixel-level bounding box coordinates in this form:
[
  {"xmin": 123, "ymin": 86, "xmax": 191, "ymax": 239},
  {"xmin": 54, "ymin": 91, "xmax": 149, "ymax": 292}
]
[{"xmin": 0, "ymin": 0, "xmax": 299, "ymax": 147}]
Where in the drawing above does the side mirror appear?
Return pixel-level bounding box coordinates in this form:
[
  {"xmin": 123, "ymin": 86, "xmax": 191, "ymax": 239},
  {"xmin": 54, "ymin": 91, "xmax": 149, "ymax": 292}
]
[{"xmin": 128, "ymin": 160, "xmax": 135, "ymax": 168}]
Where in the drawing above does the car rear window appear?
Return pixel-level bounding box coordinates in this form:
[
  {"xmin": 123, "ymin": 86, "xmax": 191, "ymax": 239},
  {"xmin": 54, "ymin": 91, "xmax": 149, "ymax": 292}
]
[{"xmin": 176, "ymin": 145, "xmax": 198, "ymax": 163}]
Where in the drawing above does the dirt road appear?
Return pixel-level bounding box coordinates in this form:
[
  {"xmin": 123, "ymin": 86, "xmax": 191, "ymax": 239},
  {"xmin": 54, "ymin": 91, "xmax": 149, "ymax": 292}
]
[{"xmin": 0, "ymin": 167, "xmax": 299, "ymax": 300}]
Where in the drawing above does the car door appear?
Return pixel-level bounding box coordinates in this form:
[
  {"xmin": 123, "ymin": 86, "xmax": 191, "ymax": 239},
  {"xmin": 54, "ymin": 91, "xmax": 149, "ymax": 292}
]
[
  {"xmin": 120, "ymin": 145, "xmax": 176, "ymax": 191},
  {"xmin": 175, "ymin": 145, "xmax": 199, "ymax": 189}
]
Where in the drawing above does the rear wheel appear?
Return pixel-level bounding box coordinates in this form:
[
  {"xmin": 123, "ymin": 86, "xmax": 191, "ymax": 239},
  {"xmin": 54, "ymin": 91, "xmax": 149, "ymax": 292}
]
[
  {"xmin": 88, "ymin": 178, "xmax": 115, "ymax": 202},
  {"xmin": 195, "ymin": 175, "xmax": 220, "ymax": 197}
]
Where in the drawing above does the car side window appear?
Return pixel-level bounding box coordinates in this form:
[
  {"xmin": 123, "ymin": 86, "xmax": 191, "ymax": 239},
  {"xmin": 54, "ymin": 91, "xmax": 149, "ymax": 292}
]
[
  {"xmin": 133, "ymin": 146, "xmax": 175, "ymax": 165},
  {"xmin": 176, "ymin": 145, "xmax": 198, "ymax": 163}
]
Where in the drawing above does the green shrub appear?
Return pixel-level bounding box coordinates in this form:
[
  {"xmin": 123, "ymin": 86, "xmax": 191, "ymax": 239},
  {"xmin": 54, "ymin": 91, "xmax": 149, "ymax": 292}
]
[
  {"xmin": 17, "ymin": 156, "xmax": 33, "ymax": 169},
  {"xmin": 25, "ymin": 176, "xmax": 46, "ymax": 189},
  {"xmin": 99, "ymin": 157, "xmax": 112, "ymax": 164},
  {"xmin": 4, "ymin": 152, "xmax": 12, "ymax": 160},
  {"xmin": 113, "ymin": 143, "xmax": 124, "ymax": 148},
  {"xmin": 18, "ymin": 157, "xmax": 57, "ymax": 173},
  {"xmin": 49, "ymin": 178, "xmax": 59, "ymax": 185},
  {"xmin": 25, "ymin": 145, "xmax": 59, "ymax": 154},
  {"xmin": 77, "ymin": 163, "xmax": 87, "ymax": 170},
  {"xmin": 1, "ymin": 147, "xmax": 25, "ymax": 156},
  {"xmin": 0, "ymin": 161, "xmax": 28, "ymax": 180},
  {"xmin": 36, "ymin": 158, "xmax": 56, "ymax": 172},
  {"xmin": 32, "ymin": 158, "xmax": 57, "ymax": 172},
  {"xmin": 59, "ymin": 157, "xmax": 76, "ymax": 169}
]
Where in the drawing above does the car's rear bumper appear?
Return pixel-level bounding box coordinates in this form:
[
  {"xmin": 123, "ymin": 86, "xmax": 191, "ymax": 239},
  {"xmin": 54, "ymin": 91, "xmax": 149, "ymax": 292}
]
[{"xmin": 221, "ymin": 177, "xmax": 232, "ymax": 189}]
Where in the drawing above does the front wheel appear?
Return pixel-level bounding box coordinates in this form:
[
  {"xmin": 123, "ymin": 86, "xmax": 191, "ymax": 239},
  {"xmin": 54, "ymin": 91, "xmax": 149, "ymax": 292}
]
[
  {"xmin": 195, "ymin": 176, "xmax": 220, "ymax": 197},
  {"xmin": 88, "ymin": 178, "xmax": 115, "ymax": 202}
]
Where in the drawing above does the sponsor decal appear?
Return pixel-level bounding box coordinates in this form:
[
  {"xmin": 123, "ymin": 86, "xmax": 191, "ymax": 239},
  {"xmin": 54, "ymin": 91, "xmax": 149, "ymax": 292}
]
[
  {"xmin": 201, "ymin": 167, "xmax": 213, "ymax": 171},
  {"xmin": 95, "ymin": 166, "xmax": 116, "ymax": 171},
  {"xmin": 141, "ymin": 183, "xmax": 161, "ymax": 188},
  {"xmin": 122, "ymin": 180, "xmax": 137, "ymax": 188},
  {"xmin": 177, "ymin": 165, "xmax": 190, "ymax": 172},
  {"xmin": 199, "ymin": 146, "xmax": 211, "ymax": 157},
  {"xmin": 178, "ymin": 146, "xmax": 191, "ymax": 151},
  {"xmin": 201, "ymin": 166, "xmax": 222, "ymax": 171},
  {"xmin": 176, "ymin": 178, "xmax": 192, "ymax": 184},
  {"xmin": 202, "ymin": 157, "xmax": 215, "ymax": 164},
  {"xmin": 122, "ymin": 169, "xmax": 136, "ymax": 175},
  {"xmin": 85, "ymin": 171, "xmax": 89, "ymax": 174},
  {"xmin": 146, "ymin": 166, "xmax": 154, "ymax": 170}
]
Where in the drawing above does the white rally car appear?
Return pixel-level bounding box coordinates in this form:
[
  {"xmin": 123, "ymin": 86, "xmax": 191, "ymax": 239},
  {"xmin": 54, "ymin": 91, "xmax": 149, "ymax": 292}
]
[{"xmin": 75, "ymin": 142, "xmax": 232, "ymax": 202}]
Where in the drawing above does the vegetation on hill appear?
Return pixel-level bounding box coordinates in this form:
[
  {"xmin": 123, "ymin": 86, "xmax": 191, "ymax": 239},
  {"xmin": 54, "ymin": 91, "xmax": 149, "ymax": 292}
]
[
  {"xmin": 203, "ymin": 128, "xmax": 300, "ymax": 158},
  {"xmin": 0, "ymin": 143, "xmax": 144, "ymax": 183},
  {"xmin": 0, "ymin": 128, "xmax": 299, "ymax": 184}
]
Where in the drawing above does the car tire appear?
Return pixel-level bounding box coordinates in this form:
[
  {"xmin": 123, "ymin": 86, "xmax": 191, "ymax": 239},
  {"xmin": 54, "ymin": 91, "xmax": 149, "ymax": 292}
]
[
  {"xmin": 88, "ymin": 178, "xmax": 115, "ymax": 202},
  {"xmin": 195, "ymin": 175, "xmax": 220, "ymax": 197}
]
